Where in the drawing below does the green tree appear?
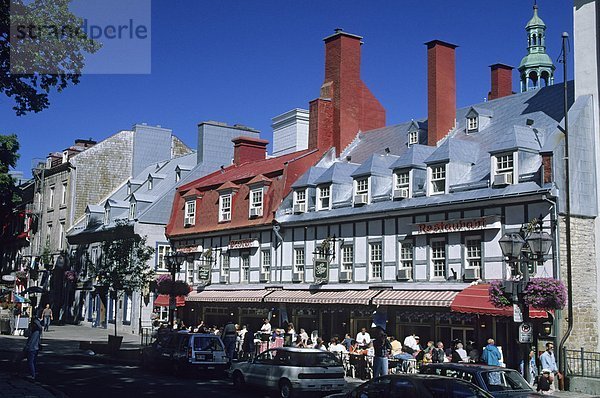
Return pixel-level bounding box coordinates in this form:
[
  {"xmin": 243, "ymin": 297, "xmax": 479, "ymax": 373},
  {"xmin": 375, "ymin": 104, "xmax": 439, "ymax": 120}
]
[
  {"xmin": 89, "ymin": 220, "xmax": 154, "ymax": 336},
  {"xmin": 0, "ymin": 134, "xmax": 20, "ymax": 222},
  {"xmin": 1, "ymin": 0, "xmax": 101, "ymax": 115}
]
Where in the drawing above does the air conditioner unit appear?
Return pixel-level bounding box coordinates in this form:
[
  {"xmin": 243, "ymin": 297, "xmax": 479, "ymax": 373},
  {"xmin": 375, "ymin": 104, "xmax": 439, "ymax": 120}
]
[
  {"xmin": 259, "ymin": 272, "xmax": 269, "ymax": 282},
  {"xmin": 464, "ymin": 267, "xmax": 481, "ymax": 281},
  {"xmin": 393, "ymin": 188, "xmax": 409, "ymax": 200},
  {"xmin": 354, "ymin": 194, "xmax": 368, "ymax": 205},
  {"xmin": 292, "ymin": 272, "xmax": 303, "ymax": 282},
  {"xmin": 339, "ymin": 270, "xmax": 352, "ymax": 282},
  {"xmin": 397, "ymin": 268, "xmax": 412, "ymax": 281},
  {"xmin": 493, "ymin": 173, "xmax": 513, "ymax": 186},
  {"xmin": 219, "ymin": 275, "xmax": 228, "ymax": 284},
  {"xmin": 249, "ymin": 207, "xmax": 263, "ymax": 218},
  {"xmin": 293, "ymin": 203, "xmax": 306, "ymax": 213},
  {"xmin": 184, "ymin": 217, "xmax": 194, "ymax": 226},
  {"xmin": 221, "ymin": 212, "xmax": 231, "ymax": 221}
]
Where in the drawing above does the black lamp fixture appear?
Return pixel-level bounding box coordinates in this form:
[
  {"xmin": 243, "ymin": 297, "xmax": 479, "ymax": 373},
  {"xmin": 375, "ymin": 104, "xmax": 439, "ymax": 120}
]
[{"xmin": 542, "ymin": 320, "xmax": 553, "ymax": 337}]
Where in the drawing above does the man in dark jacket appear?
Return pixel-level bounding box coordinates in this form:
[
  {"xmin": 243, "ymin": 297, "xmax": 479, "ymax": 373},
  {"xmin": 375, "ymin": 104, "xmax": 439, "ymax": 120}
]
[
  {"xmin": 24, "ymin": 317, "xmax": 43, "ymax": 380},
  {"xmin": 222, "ymin": 320, "xmax": 237, "ymax": 362}
]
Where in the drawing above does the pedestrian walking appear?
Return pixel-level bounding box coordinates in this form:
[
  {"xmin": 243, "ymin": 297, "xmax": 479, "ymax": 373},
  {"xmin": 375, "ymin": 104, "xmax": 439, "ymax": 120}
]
[
  {"xmin": 481, "ymin": 338, "xmax": 501, "ymax": 366},
  {"xmin": 222, "ymin": 319, "xmax": 237, "ymax": 362},
  {"xmin": 372, "ymin": 330, "xmax": 391, "ymax": 378},
  {"xmin": 42, "ymin": 304, "xmax": 54, "ymax": 332},
  {"xmin": 23, "ymin": 317, "xmax": 43, "ymax": 380},
  {"xmin": 540, "ymin": 342, "xmax": 560, "ymax": 392}
]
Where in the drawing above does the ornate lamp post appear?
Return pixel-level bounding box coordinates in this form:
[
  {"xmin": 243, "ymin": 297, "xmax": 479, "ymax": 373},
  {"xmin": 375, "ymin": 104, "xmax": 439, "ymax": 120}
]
[
  {"xmin": 499, "ymin": 218, "xmax": 553, "ymax": 380},
  {"xmin": 164, "ymin": 251, "xmax": 185, "ymax": 328}
]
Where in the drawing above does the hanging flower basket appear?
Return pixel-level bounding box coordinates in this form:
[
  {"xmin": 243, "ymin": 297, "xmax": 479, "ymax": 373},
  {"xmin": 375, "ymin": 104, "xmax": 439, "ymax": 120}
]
[
  {"xmin": 172, "ymin": 280, "xmax": 191, "ymax": 296},
  {"xmin": 488, "ymin": 280, "xmax": 512, "ymax": 308},
  {"xmin": 156, "ymin": 275, "xmax": 191, "ymax": 296},
  {"xmin": 64, "ymin": 270, "xmax": 77, "ymax": 282},
  {"xmin": 523, "ymin": 278, "xmax": 567, "ymax": 310}
]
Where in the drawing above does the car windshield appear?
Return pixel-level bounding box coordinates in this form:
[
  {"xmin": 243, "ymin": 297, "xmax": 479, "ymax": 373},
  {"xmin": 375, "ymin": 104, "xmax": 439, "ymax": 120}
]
[
  {"xmin": 481, "ymin": 370, "xmax": 531, "ymax": 391},
  {"xmin": 193, "ymin": 336, "xmax": 223, "ymax": 351},
  {"xmin": 286, "ymin": 351, "xmax": 342, "ymax": 367}
]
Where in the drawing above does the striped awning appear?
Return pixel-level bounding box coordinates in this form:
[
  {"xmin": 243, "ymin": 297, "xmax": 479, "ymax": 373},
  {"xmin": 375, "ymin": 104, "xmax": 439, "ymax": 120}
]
[
  {"xmin": 263, "ymin": 289, "xmax": 380, "ymax": 306},
  {"xmin": 186, "ymin": 289, "xmax": 269, "ymax": 303},
  {"xmin": 372, "ymin": 290, "xmax": 459, "ymax": 307}
]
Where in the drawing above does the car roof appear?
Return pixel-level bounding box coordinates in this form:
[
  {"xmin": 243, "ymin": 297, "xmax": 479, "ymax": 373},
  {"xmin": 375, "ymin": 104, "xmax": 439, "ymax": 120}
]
[
  {"xmin": 423, "ymin": 363, "xmax": 516, "ymax": 372},
  {"xmin": 267, "ymin": 347, "xmax": 331, "ymax": 354}
]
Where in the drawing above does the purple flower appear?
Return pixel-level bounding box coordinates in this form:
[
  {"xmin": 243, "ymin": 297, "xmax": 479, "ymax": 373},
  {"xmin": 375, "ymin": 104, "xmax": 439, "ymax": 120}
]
[
  {"xmin": 489, "ymin": 280, "xmax": 512, "ymax": 308},
  {"xmin": 523, "ymin": 278, "xmax": 566, "ymax": 310},
  {"xmin": 64, "ymin": 270, "xmax": 77, "ymax": 282}
]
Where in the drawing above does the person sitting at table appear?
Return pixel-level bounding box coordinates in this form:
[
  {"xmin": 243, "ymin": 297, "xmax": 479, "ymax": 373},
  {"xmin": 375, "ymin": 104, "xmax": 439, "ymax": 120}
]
[{"xmin": 389, "ymin": 336, "xmax": 402, "ymax": 357}]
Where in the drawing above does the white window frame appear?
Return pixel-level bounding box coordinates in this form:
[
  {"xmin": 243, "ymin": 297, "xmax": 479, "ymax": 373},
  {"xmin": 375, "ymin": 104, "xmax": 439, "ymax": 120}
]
[
  {"xmin": 148, "ymin": 176, "xmax": 153, "ymax": 190},
  {"xmin": 156, "ymin": 244, "xmax": 171, "ymax": 271},
  {"xmin": 123, "ymin": 294, "xmax": 132, "ymax": 323},
  {"xmin": 467, "ymin": 116, "xmax": 478, "ymax": 131},
  {"xmin": 48, "ymin": 186, "xmax": 55, "ymax": 209},
  {"xmin": 219, "ymin": 193, "xmax": 232, "ymax": 222},
  {"xmin": 341, "ymin": 245, "xmax": 354, "ymax": 272},
  {"xmin": 317, "ymin": 185, "xmax": 331, "ymax": 211},
  {"xmin": 175, "ymin": 169, "xmax": 181, "ymax": 182},
  {"xmin": 46, "ymin": 224, "xmax": 52, "ymax": 245},
  {"xmin": 129, "ymin": 202, "xmax": 136, "ymax": 220},
  {"xmin": 399, "ymin": 240, "xmax": 413, "ymax": 269},
  {"xmin": 429, "ymin": 164, "xmax": 447, "ymax": 195},
  {"xmin": 294, "ymin": 248, "xmax": 305, "ymax": 274},
  {"xmin": 186, "ymin": 260, "xmax": 195, "ymax": 284},
  {"xmin": 221, "ymin": 253, "xmax": 230, "ymax": 279},
  {"xmin": 261, "ymin": 249, "xmax": 271, "ymax": 274},
  {"xmin": 465, "ymin": 236, "xmax": 482, "ymax": 269},
  {"xmin": 58, "ymin": 222, "xmax": 65, "ymax": 250},
  {"xmin": 355, "ymin": 178, "xmax": 369, "ymax": 195},
  {"xmin": 249, "ymin": 188, "xmax": 263, "ymax": 216},
  {"xmin": 369, "ymin": 242, "xmax": 383, "ymax": 281},
  {"xmin": 127, "ymin": 182, "xmax": 132, "ymax": 196},
  {"xmin": 408, "ymin": 130, "xmax": 419, "ymax": 146},
  {"xmin": 184, "ymin": 200, "xmax": 196, "ymax": 226},
  {"xmin": 293, "ymin": 189, "xmax": 307, "ymax": 212},
  {"xmin": 103, "ymin": 207, "xmax": 111, "ymax": 225},
  {"xmin": 61, "ymin": 182, "xmax": 67, "ymax": 205},
  {"xmin": 494, "ymin": 153, "xmax": 514, "ymax": 176},
  {"xmin": 91, "ymin": 247, "xmax": 98, "ymax": 265},
  {"xmin": 430, "ymin": 239, "xmax": 447, "ymax": 280},
  {"xmin": 395, "ymin": 170, "xmax": 410, "ymax": 193},
  {"xmin": 241, "ymin": 253, "xmax": 250, "ymax": 282}
]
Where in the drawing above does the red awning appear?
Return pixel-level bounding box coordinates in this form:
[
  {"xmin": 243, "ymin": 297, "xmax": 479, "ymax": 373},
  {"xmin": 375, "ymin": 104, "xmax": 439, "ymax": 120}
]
[
  {"xmin": 450, "ymin": 284, "xmax": 548, "ymax": 318},
  {"xmin": 154, "ymin": 294, "xmax": 186, "ymax": 307}
]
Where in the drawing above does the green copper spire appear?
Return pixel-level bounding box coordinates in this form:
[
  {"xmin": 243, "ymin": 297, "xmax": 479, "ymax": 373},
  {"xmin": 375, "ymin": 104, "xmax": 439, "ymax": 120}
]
[{"xmin": 518, "ymin": 2, "xmax": 555, "ymax": 92}]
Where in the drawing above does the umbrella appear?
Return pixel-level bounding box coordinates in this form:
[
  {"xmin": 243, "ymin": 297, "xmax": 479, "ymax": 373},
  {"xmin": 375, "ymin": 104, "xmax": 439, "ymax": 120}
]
[{"xmin": 21, "ymin": 286, "xmax": 47, "ymax": 295}]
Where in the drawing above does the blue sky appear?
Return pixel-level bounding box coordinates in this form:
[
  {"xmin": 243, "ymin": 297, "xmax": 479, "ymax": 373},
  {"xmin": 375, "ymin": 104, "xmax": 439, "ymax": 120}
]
[{"xmin": 4, "ymin": 0, "xmax": 573, "ymax": 176}]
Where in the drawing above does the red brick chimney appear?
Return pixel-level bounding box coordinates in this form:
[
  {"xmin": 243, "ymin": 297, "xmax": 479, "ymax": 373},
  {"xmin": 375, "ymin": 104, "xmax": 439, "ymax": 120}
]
[
  {"xmin": 488, "ymin": 63, "xmax": 514, "ymax": 100},
  {"xmin": 426, "ymin": 40, "xmax": 458, "ymax": 146},
  {"xmin": 232, "ymin": 136, "xmax": 268, "ymax": 165},
  {"xmin": 308, "ymin": 29, "xmax": 385, "ymax": 152}
]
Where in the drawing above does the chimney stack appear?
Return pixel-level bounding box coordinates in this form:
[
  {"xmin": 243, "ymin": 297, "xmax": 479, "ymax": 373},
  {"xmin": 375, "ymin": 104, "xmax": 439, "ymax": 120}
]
[
  {"xmin": 232, "ymin": 136, "xmax": 268, "ymax": 166},
  {"xmin": 488, "ymin": 63, "xmax": 514, "ymax": 100},
  {"xmin": 426, "ymin": 40, "xmax": 458, "ymax": 146},
  {"xmin": 308, "ymin": 29, "xmax": 385, "ymax": 152}
]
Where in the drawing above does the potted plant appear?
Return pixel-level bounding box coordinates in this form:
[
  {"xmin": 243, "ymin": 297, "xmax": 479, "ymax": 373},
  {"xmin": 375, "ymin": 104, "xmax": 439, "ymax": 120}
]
[
  {"xmin": 523, "ymin": 278, "xmax": 567, "ymax": 310},
  {"xmin": 89, "ymin": 220, "xmax": 154, "ymax": 352}
]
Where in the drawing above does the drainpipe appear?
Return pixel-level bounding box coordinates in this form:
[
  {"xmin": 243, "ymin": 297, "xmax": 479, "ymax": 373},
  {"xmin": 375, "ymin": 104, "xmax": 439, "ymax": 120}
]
[
  {"xmin": 557, "ymin": 32, "xmax": 573, "ymax": 376},
  {"xmin": 273, "ymin": 224, "xmax": 284, "ymax": 283}
]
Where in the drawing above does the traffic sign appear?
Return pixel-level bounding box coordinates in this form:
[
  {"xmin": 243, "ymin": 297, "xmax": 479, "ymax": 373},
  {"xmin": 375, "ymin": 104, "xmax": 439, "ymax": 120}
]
[
  {"xmin": 513, "ymin": 304, "xmax": 523, "ymax": 323},
  {"xmin": 519, "ymin": 322, "xmax": 533, "ymax": 343}
]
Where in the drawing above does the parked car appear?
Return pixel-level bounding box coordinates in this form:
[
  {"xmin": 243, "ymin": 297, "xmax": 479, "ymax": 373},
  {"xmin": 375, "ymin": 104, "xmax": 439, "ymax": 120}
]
[
  {"xmin": 229, "ymin": 347, "xmax": 346, "ymax": 398},
  {"xmin": 420, "ymin": 363, "xmax": 543, "ymax": 397},
  {"xmin": 142, "ymin": 330, "xmax": 228, "ymax": 376},
  {"xmin": 325, "ymin": 374, "xmax": 494, "ymax": 398}
]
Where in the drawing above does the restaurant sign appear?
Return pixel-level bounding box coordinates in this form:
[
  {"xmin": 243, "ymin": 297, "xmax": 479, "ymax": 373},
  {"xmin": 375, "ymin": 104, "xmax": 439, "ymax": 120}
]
[
  {"xmin": 413, "ymin": 216, "xmax": 500, "ymax": 235},
  {"xmin": 177, "ymin": 245, "xmax": 202, "ymax": 254},
  {"xmin": 228, "ymin": 239, "xmax": 259, "ymax": 250},
  {"xmin": 314, "ymin": 259, "xmax": 329, "ymax": 285}
]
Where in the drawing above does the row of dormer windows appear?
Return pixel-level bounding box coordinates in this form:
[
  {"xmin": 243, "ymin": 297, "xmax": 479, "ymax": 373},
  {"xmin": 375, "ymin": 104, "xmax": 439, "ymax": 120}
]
[
  {"xmin": 183, "ymin": 188, "xmax": 265, "ymax": 227},
  {"xmin": 293, "ymin": 153, "xmax": 516, "ymax": 212}
]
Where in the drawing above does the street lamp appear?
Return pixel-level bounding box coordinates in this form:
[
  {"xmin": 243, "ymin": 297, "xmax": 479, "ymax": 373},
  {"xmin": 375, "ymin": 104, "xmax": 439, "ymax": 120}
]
[
  {"xmin": 164, "ymin": 251, "xmax": 186, "ymax": 328},
  {"xmin": 499, "ymin": 218, "xmax": 553, "ymax": 381}
]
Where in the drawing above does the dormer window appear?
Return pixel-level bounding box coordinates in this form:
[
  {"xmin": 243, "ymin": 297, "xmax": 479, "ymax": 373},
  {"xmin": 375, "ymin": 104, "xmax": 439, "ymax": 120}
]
[
  {"xmin": 317, "ymin": 185, "xmax": 330, "ymax": 211},
  {"xmin": 85, "ymin": 213, "xmax": 90, "ymax": 228},
  {"xmin": 62, "ymin": 151, "xmax": 69, "ymax": 163},
  {"xmin": 184, "ymin": 200, "xmax": 196, "ymax": 226},
  {"xmin": 354, "ymin": 178, "xmax": 369, "ymax": 206},
  {"xmin": 408, "ymin": 131, "xmax": 419, "ymax": 146},
  {"xmin": 219, "ymin": 193, "xmax": 232, "ymax": 222},
  {"xmin": 467, "ymin": 116, "xmax": 478, "ymax": 131},
  {"xmin": 429, "ymin": 164, "xmax": 446, "ymax": 195},
  {"xmin": 129, "ymin": 202, "xmax": 136, "ymax": 220},
  {"xmin": 394, "ymin": 171, "xmax": 410, "ymax": 199},
  {"xmin": 492, "ymin": 153, "xmax": 515, "ymax": 186},
  {"xmin": 175, "ymin": 169, "xmax": 181, "ymax": 182},
  {"xmin": 104, "ymin": 207, "xmax": 111, "ymax": 225},
  {"xmin": 249, "ymin": 188, "xmax": 263, "ymax": 218},
  {"xmin": 148, "ymin": 176, "xmax": 153, "ymax": 190},
  {"xmin": 293, "ymin": 189, "xmax": 306, "ymax": 213}
]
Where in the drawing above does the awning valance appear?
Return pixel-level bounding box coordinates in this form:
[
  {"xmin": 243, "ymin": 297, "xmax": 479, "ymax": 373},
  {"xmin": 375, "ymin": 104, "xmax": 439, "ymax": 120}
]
[
  {"xmin": 154, "ymin": 294, "xmax": 186, "ymax": 307},
  {"xmin": 263, "ymin": 289, "xmax": 379, "ymax": 306},
  {"xmin": 372, "ymin": 290, "xmax": 459, "ymax": 307},
  {"xmin": 186, "ymin": 289, "xmax": 269, "ymax": 303},
  {"xmin": 450, "ymin": 284, "xmax": 548, "ymax": 318}
]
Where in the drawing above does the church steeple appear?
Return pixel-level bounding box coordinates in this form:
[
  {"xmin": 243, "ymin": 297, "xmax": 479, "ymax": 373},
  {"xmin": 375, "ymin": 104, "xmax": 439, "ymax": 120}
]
[{"xmin": 518, "ymin": 2, "xmax": 555, "ymax": 92}]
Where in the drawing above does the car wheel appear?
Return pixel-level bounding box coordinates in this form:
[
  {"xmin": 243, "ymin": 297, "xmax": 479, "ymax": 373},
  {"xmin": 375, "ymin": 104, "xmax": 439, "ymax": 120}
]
[
  {"xmin": 279, "ymin": 379, "xmax": 294, "ymax": 398},
  {"xmin": 232, "ymin": 371, "xmax": 245, "ymax": 389}
]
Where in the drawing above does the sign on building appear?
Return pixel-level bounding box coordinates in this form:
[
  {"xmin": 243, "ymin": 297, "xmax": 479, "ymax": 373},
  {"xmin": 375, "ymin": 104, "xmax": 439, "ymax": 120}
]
[
  {"xmin": 314, "ymin": 259, "xmax": 329, "ymax": 284},
  {"xmin": 519, "ymin": 322, "xmax": 533, "ymax": 343}
]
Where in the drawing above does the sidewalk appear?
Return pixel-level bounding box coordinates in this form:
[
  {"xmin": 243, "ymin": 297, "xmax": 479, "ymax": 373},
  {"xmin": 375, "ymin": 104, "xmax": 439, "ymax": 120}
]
[{"xmin": 0, "ymin": 323, "xmax": 143, "ymax": 397}]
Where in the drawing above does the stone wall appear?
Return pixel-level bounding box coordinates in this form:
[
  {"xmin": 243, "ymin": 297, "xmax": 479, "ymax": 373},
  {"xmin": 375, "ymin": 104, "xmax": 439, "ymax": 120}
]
[{"xmin": 559, "ymin": 215, "xmax": 599, "ymax": 350}]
